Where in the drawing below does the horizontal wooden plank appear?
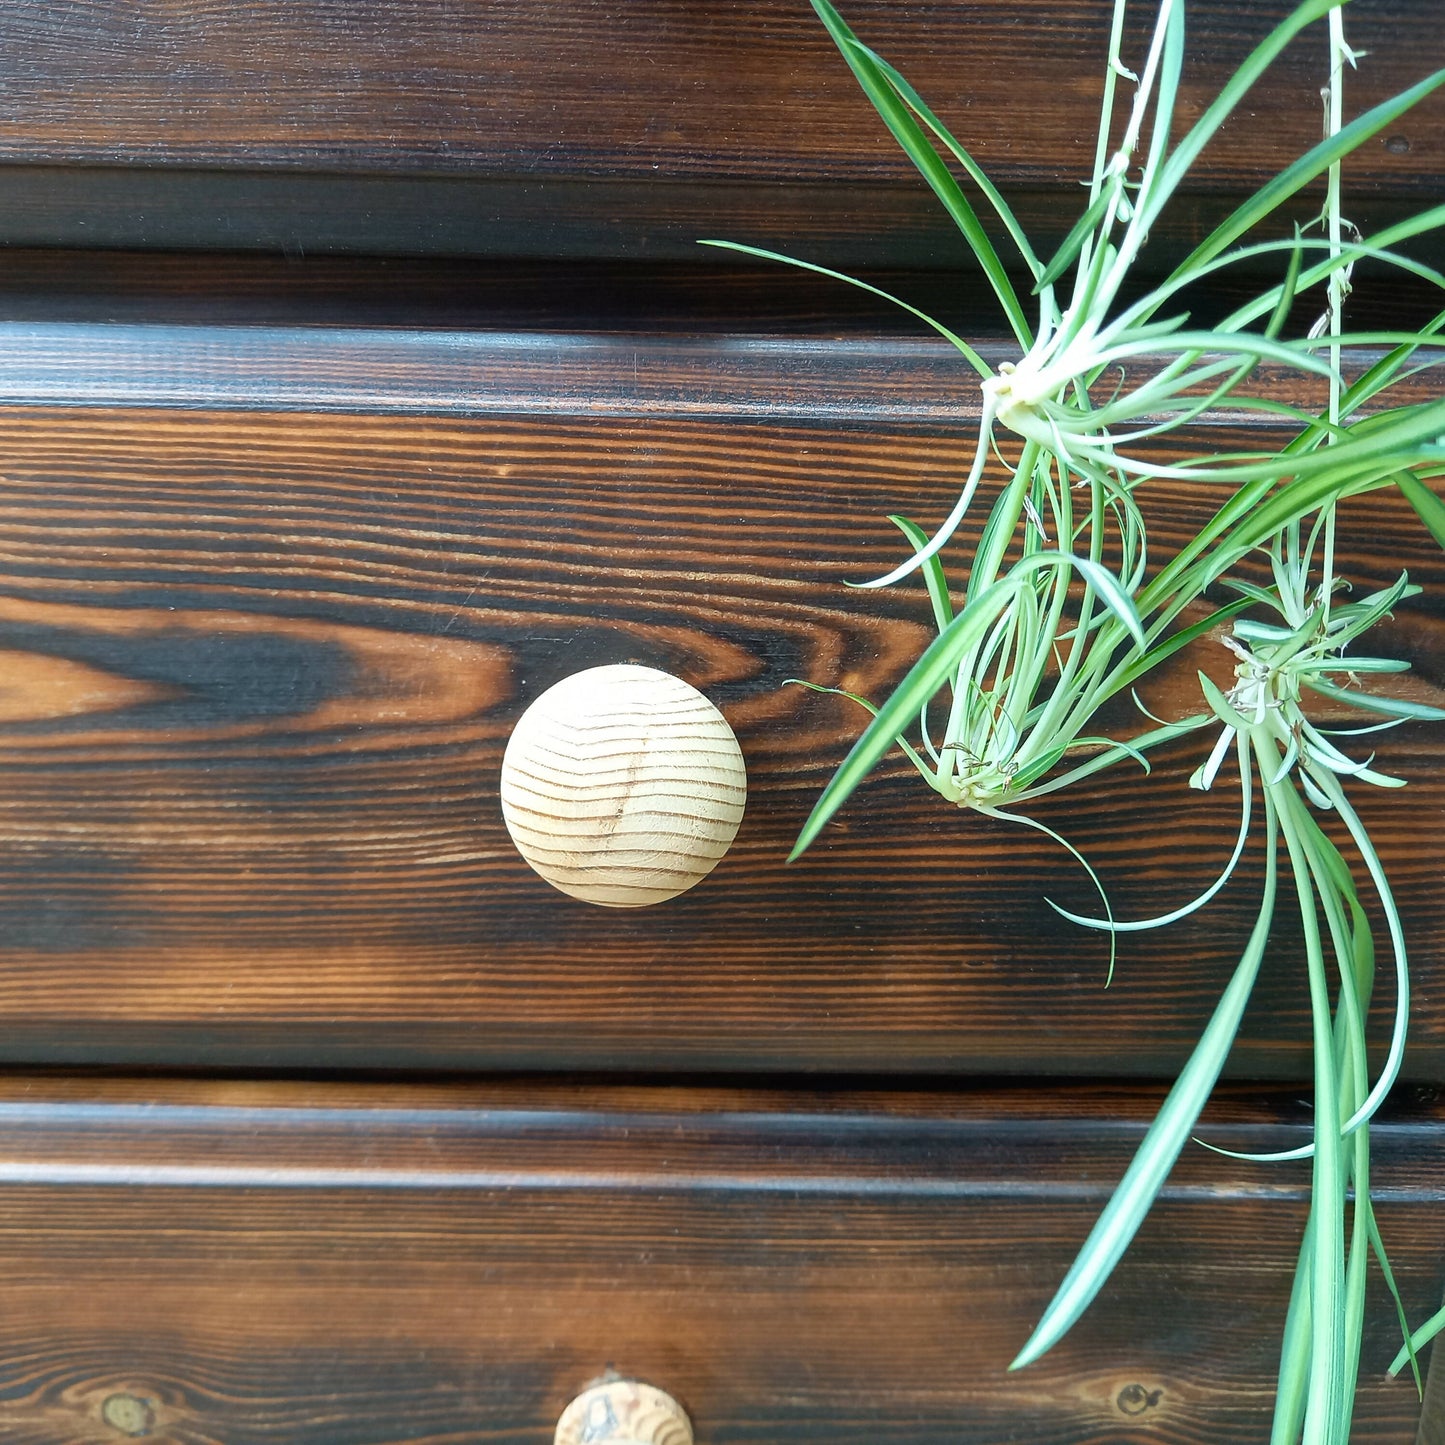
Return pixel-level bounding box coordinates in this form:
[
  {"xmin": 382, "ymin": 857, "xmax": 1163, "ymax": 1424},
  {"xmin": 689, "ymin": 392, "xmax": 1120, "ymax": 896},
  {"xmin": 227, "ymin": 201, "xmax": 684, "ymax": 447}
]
[
  {"xmin": 2, "ymin": 0, "xmax": 1438, "ymax": 184},
  {"xmin": 0, "ymin": 170, "xmax": 1437, "ymax": 270},
  {"xmin": 0, "ymin": 1076, "xmax": 1435, "ymax": 1198},
  {"xmin": 0, "ymin": 248, "xmax": 1437, "ymax": 347},
  {"xmin": 0, "ymin": 0, "xmax": 1440, "ymax": 260},
  {"xmin": 0, "ymin": 323, "xmax": 1442, "ymax": 1076},
  {"xmin": 0, "ymin": 1076, "xmax": 1436, "ymax": 1444}
]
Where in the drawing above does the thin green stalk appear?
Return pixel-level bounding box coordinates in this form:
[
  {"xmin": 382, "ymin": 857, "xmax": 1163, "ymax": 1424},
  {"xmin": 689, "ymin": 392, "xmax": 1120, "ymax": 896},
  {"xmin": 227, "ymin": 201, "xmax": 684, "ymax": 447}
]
[{"xmin": 1270, "ymin": 770, "xmax": 1346, "ymax": 1444}]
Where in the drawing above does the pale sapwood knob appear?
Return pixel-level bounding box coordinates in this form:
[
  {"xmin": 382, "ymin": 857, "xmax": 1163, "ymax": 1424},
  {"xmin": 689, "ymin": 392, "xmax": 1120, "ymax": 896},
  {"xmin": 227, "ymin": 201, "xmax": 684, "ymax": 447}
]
[
  {"xmin": 554, "ymin": 1380, "xmax": 694, "ymax": 1445},
  {"xmin": 500, "ymin": 664, "xmax": 746, "ymax": 907}
]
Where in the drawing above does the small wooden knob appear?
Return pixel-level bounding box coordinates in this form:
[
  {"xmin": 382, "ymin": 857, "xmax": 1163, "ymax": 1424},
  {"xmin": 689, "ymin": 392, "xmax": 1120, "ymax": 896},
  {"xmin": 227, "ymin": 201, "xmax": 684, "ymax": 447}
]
[
  {"xmin": 554, "ymin": 1380, "xmax": 694, "ymax": 1445},
  {"xmin": 500, "ymin": 664, "xmax": 746, "ymax": 907}
]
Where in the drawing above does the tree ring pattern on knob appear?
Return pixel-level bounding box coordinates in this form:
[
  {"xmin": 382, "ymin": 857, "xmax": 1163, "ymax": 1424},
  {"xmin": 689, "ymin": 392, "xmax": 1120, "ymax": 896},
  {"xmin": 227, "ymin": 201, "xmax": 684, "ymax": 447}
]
[
  {"xmin": 554, "ymin": 1380, "xmax": 694, "ymax": 1445},
  {"xmin": 501, "ymin": 664, "xmax": 746, "ymax": 907}
]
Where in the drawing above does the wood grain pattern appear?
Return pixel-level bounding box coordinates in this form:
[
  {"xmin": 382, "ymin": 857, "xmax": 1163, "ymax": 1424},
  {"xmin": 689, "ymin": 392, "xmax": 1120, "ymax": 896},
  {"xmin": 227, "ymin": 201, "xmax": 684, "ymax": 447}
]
[
  {"xmin": 4, "ymin": 8, "xmax": 1440, "ymax": 1422},
  {"xmin": 0, "ymin": 1076, "xmax": 1435, "ymax": 1445},
  {"xmin": 0, "ymin": 1, "xmax": 1439, "ymax": 262},
  {"xmin": 0, "ymin": 324, "xmax": 1441, "ymax": 1075},
  {"xmin": 0, "ymin": 0, "xmax": 1437, "ymax": 183},
  {"xmin": 0, "ymin": 167, "xmax": 991, "ymax": 268},
  {"xmin": 501, "ymin": 665, "xmax": 746, "ymax": 907}
]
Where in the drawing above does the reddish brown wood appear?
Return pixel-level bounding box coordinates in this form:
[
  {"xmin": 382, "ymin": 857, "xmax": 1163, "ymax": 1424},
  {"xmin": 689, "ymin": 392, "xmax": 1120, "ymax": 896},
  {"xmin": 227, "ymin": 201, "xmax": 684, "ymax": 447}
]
[
  {"xmin": 0, "ymin": 3, "xmax": 1439, "ymax": 1429},
  {"xmin": 0, "ymin": 1, "xmax": 1438, "ymax": 261},
  {"xmin": 0, "ymin": 325, "xmax": 1440, "ymax": 1076},
  {"xmin": 0, "ymin": 1075, "xmax": 1435, "ymax": 1445},
  {"xmin": 0, "ymin": 1, "xmax": 1439, "ymax": 185}
]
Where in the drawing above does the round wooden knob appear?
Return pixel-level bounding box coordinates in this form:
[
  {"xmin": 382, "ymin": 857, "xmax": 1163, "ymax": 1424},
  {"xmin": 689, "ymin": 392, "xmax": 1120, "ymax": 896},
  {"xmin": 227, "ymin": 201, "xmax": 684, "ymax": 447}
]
[
  {"xmin": 500, "ymin": 664, "xmax": 746, "ymax": 907},
  {"xmin": 554, "ymin": 1380, "xmax": 694, "ymax": 1445}
]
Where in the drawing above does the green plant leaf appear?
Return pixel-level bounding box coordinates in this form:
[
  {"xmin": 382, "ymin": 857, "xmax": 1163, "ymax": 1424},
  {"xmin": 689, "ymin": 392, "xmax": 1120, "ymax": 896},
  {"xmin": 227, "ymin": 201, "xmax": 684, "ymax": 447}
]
[
  {"xmin": 1395, "ymin": 471, "xmax": 1445, "ymax": 551},
  {"xmin": 1301, "ymin": 676, "xmax": 1445, "ymax": 720},
  {"xmin": 1369, "ymin": 1206, "xmax": 1421, "ymax": 1394},
  {"xmin": 1052, "ymin": 735, "xmax": 1253, "ymax": 931},
  {"xmin": 810, "ymin": 0, "xmax": 1032, "ymax": 344},
  {"xmin": 1389, "ymin": 1300, "xmax": 1445, "ymax": 1379},
  {"xmin": 853, "ymin": 44, "xmax": 1045, "ymax": 282},
  {"xmin": 696, "ymin": 239, "xmax": 993, "ymax": 376},
  {"xmin": 789, "ymin": 573, "xmax": 1028, "ymax": 859},
  {"xmin": 889, "ymin": 514, "xmax": 955, "ymax": 633},
  {"xmin": 1060, "ymin": 555, "xmax": 1147, "ymax": 649},
  {"xmin": 1035, "ymin": 184, "xmax": 1118, "ymax": 292},
  {"xmin": 1011, "ymin": 786, "xmax": 1280, "ymax": 1370},
  {"xmin": 1170, "ymin": 65, "xmax": 1445, "ymax": 282},
  {"xmin": 1133, "ymin": 0, "xmax": 1343, "ymax": 241},
  {"xmin": 1102, "ymin": 598, "xmax": 1254, "ymax": 695},
  {"xmin": 1271, "ymin": 1216, "xmax": 1315, "ymax": 1445},
  {"xmin": 786, "ymin": 678, "xmax": 937, "ymax": 783},
  {"xmin": 791, "ymin": 545, "xmax": 1141, "ymax": 858}
]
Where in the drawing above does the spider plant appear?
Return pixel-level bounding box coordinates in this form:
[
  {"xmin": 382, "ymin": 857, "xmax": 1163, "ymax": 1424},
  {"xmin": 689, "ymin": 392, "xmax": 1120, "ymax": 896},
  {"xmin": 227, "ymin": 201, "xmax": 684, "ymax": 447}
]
[
  {"xmin": 705, "ymin": 0, "xmax": 1445, "ymax": 1438},
  {"xmin": 703, "ymin": 0, "xmax": 1445, "ymax": 855},
  {"xmin": 1011, "ymin": 24, "xmax": 1445, "ymax": 1424}
]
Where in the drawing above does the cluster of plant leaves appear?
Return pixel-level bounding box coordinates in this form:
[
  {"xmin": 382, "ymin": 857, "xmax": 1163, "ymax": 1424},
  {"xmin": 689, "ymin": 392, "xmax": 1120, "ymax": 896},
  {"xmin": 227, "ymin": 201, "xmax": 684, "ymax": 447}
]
[{"xmin": 707, "ymin": 1, "xmax": 1445, "ymax": 1440}]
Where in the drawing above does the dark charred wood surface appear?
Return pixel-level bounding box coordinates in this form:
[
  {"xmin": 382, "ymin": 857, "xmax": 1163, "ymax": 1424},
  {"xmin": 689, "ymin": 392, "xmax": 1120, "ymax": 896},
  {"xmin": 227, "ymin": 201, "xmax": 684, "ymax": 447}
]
[
  {"xmin": 0, "ymin": 1075, "xmax": 1436, "ymax": 1445},
  {"xmin": 0, "ymin": 0, "xmax": 1439, "ymax": 262},
  {"xmin": 0, "ymin": 248, "xmax": 1437, "ymax": 343},
  {"xmin": 0, "ymin": 253, "xmax": 961, "ymax": 335},
  {"xmin": 0, "ymin": 321, "xmax": 1442, "ymax": 1076}
]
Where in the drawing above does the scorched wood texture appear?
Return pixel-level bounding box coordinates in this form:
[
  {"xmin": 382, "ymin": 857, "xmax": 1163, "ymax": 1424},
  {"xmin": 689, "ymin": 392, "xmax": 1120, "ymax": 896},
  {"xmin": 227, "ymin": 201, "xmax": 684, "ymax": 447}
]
[
  {"xmin": 0, "ymin": 1077, "xmax": 1438, "ymax": 1445},
  {"xmin": 0, "ymin": 0, "xmax": 1440, "ymax": 1438},
  {"xmin": 0, "ymin": 323, "xmax": 1439, "ymax": 1076},
  {"xmin": 0, "ymin": 1, "xmax": 1439, "ymax": 261}
]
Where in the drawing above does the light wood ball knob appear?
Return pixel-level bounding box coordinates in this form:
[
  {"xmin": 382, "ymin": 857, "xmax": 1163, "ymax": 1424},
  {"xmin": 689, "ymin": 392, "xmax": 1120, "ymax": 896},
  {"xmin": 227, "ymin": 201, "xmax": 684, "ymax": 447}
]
[
  {"xmin": 554, "ymin": 1380, "xmax": 694, "ymax": 1445},
  {"xmin": 500, "ymin": 664, "xmax": 746, "ymax": 907}
]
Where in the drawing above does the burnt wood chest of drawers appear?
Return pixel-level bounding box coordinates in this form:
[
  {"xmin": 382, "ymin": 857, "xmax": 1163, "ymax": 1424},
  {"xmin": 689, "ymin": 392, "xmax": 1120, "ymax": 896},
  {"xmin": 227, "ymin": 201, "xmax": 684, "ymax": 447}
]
[{"xmin": 0, "ymin": 2, "xmax": 1442, "ymax": 1441}]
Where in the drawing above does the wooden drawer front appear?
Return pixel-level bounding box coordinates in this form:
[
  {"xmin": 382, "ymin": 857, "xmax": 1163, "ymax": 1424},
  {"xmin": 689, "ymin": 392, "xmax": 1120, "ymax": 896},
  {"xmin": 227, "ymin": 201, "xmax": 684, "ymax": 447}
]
[
  {"xmin": 0, "ymin": 320, "xmax": 1442, "ymax": 1076},
  {"xmin": 0, "ymin": 1, "xmax": 1439, "ymax": 261},
  {"xmin": 0, "ymin": 1078, "xmax": 1439, "ymax": 1445}
]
